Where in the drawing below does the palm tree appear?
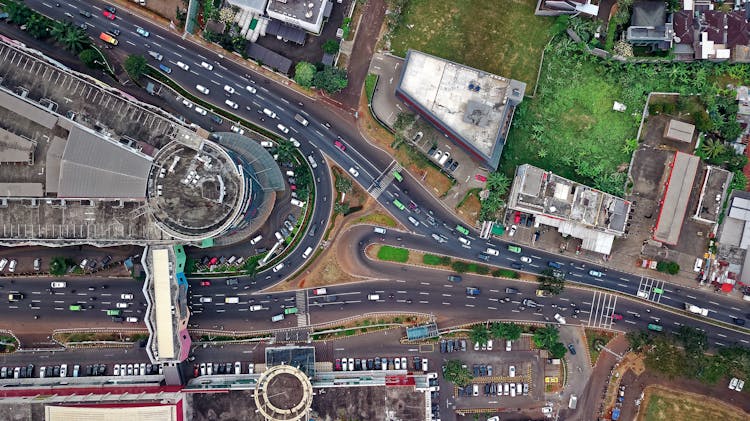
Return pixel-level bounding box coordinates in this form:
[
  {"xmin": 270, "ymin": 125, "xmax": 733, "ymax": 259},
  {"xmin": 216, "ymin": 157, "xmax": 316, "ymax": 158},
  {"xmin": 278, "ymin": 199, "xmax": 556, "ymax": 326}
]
[
  {"xmin": 61, "ymin": 26, "xmax": 89, "ymax": 54},
  {"xmin": 533, "ymin": 325, "xmax": 560, "ymax": 350},
  {"xmin": 25, "ymin": 13, "xmax": 49, "ymax": 39},
  {"xmin": 490, "ymin": 322, "xmax": 505, "ymax": 339},
  {"xmin": 50, "ymin": 21, "xmax": 72, "ymax": 41},
  {"xmin": 6, "ymin": 1, "xmax": 32, "ymax": 24},
  {"xmin": 503, "ymin": 323, "xmax": 522, "ymax": 341},
  {"xmin": 701, "ymin": 138, "xmax": 725, "ymax": 160},
  {"xmin": 486, "ymin": 172, "xmax": 510, "ymax": 195}
]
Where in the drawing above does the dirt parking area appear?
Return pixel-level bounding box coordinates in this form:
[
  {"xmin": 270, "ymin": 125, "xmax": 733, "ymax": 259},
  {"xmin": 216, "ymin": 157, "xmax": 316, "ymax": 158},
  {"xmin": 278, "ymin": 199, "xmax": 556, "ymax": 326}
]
[
  {"xmin": 139, "ymin": 0, "xmax": 182, "ymax": 21},
  {"xmin": 638, "ymin": 385, "xmax": 747, "ymax": 421}
]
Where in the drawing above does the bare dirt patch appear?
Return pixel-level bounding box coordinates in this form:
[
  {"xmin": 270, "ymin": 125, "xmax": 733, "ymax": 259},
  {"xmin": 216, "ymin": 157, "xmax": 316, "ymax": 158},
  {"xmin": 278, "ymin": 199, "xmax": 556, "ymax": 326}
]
[
  {"xmin": 456, "ymin": 190, "xmax": 482, "ymax": 225},
  {"xmin": 639, "ymin": 385, "xmax": 748, "ymax": 421}
]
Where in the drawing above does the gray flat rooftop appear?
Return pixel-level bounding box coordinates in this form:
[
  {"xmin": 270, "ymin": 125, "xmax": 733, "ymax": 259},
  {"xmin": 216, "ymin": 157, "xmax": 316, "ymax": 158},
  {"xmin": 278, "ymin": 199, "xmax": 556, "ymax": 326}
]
[
  {"xmin": 396, "ymin": 50, "xmax": 525, "ymax": 169},
  {"xmin": 267, "ymin": 0, "xmax": 324, "ymax": 24},
  {"xmin": 654, "ymin": 152, "xmax": 700, "ymax": 245}
]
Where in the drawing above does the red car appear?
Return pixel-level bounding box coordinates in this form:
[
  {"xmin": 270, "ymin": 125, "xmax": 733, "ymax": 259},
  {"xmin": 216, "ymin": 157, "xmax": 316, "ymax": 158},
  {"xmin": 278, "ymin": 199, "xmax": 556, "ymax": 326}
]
[
  {"xmin": 208, "ymin": 257, "xmax": 218, "ymax": 265},
  {"xmin": 290, "ymin": 184, "xmax": 297, "ymax": 191},
  {"xmin": 200, "ymin": 281, "xmax": 211, "ymax": 286},
  {"xmin": 612, "ymin": 313, "xmax": 623, "ymax": 320},
  {"xmin": 335, "ymin": 358, "xmax": 342, "ymax": 371},
  {"xmin": 334, "ymin": 140, "xmax": 346, "ymax": 151},
  {"xmin": 102, "ymin": 10, "xmax": 115, "ymax": 20},
  {"xmin": 514, "ymin": 211, "xmax": 521, "ymax": 224},
  {"xmin": 475, "ymin": 174, "xmax": 487, "ymax": 182}
]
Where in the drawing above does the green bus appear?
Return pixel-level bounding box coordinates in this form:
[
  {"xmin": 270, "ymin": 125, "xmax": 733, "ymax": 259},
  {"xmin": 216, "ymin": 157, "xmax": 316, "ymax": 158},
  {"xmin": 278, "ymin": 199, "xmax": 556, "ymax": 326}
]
[
  {"xmin": 392, "ymin": 170, "xmax": 403, "ymax": 182},
  {"xmin": 393, "ymin": 199, "xmax": 406, "ymax": 211},
  {"xmin": 647, "ymin": 323, "xmax": 663, "ymax": 332},
  {"xmin": 507, "ymin": 245, "xmax": 522, "ymax": 254},
  {"xmin": 106, "ymin": 309, "xmax": 121, "ymax": 316},
  {"xmin": 652, "ymin": 287, "xmax": 664, "ymax": 294},
  {"xmin": 69, "ymin": 305, "xmax": 81, "ymax": 311},
  {"xmin": 284, "ymin": 307, "xmax": 298, "ymax": 315},
  {"xmin": 456, "ymin": 225, "xmax": 470, "ymax": 235}
]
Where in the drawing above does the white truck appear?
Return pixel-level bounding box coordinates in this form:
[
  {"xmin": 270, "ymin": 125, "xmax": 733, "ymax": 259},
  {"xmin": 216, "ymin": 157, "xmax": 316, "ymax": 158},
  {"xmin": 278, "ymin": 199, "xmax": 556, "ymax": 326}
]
[
  {"xmin": 685, "ymin": 303, "xmax": 709, "ymax": 316},
  {"xmin": 148, "ymin": 51, "xmax": 163, "ymax": 61}
]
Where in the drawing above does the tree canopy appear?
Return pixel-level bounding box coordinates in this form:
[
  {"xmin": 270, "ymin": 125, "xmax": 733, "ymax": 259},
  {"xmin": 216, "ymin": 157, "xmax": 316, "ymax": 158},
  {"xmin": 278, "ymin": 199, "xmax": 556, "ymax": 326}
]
[
  {"xmin": 294, "ymin": 62, "xmax": 316, "ymax": 88},
  {"xmin": 124, "ymin": 55, "xmax": 148, "ymax": 81}
]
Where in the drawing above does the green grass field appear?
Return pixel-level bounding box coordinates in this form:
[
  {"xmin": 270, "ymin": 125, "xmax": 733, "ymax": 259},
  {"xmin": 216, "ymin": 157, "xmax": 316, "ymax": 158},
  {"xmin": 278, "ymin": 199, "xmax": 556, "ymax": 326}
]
[
  {"xmin": 423, "ymin": 254, "xmax": 450, "ymax": 266},
  {"xmin": 389, "ymin": 0, "xmax": 553, "ymax": 92},
  {"xmin": 377, "ymin": 245, "xmax": 409, "ymax": 263}
]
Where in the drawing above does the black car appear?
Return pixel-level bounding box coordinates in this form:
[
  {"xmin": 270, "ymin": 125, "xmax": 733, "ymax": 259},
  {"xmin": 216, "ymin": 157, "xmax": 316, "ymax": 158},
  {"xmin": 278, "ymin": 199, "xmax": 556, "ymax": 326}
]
[
  {"xmin": 440, "ymin": 340, "xmax": 447, "ymax": 353},
  {"xmin": 568, "ymin": 344, "xmax": 577, "ymax": 355},
  {"xmin": 79, "ymin": 10, "xmax": 92, "ymax": 18},
  {"xmin": 427, "ymin": 145, "xmax": 437, "ymax": 156},
  {"xmin": 477, "ymin": 253, "xmax": 490, "ymax": 261},
  {"xmin": 104, "ymin": 5, "xmax": 116, "ymax": 14},
  {"xmin": 511, "ymin": 262, "xmax": 523, "ymax": 270},
  {"xmin": 210, "ymin": 114, "xmax": 223, "ymax": 124},
  {"xmin": 449, "ymin": 160, "xmax": 459, "ymax": 172},
  {"xmin": 101, "ymin": 255, "xmax": 112, "ymax": 266},
  {"xmin": 86, "ymin": 366, "xmax": 93, "ymax": 376},
  {"xmin": 733, "ymin": 317, "xmax": 746, "ymax": 326},
  {"xmin": 505, "ymin": 287, "xmax": 519, "ymax": 294},
  {"xmin": 53, "ymin": 366, "xmax": 60, "ymax": 376}
]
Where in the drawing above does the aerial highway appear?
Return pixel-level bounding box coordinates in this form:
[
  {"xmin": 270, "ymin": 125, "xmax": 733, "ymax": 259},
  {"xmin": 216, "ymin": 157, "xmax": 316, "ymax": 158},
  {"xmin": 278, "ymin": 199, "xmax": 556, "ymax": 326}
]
[{"xmin": 17, "ymin": 0, "xmax": 750, "ymax": 343}]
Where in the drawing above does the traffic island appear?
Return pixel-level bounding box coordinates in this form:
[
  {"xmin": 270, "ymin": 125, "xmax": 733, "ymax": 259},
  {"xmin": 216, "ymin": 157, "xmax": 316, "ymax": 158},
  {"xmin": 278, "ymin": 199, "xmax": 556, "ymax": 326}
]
[{"xmin": 52, "ymin": 330, "xmax": 148, "ymax": 349}]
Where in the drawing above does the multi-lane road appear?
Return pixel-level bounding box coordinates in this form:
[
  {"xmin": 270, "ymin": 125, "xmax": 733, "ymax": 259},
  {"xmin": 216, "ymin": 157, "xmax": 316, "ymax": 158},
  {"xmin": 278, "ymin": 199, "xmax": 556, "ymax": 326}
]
[{"xmin": 10, "ymin": 0, "xmax": 749, "ymax": 348}]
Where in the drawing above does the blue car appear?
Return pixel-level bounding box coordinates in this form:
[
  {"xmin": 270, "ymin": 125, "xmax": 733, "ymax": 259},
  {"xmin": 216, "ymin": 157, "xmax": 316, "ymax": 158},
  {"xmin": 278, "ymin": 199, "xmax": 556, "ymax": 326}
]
[
  {"xmin": 567, "ymin": 344, "xmax": 576, "ymax": 355},
  {"xmin": 158, "ymin": 63, "xmax": 172, "ymax": 74}
]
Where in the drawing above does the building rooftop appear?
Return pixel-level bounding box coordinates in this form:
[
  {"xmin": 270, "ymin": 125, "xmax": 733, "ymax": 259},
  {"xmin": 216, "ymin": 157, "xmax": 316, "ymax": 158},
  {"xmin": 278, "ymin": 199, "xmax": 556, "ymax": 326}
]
[
  {"xmin": 508, "ymin": 164, "xmax": 631, "ymax": 254},
  {"xmin": 654, "ymin": 152, "xmax": 700, "ymax": 245},
  {"xmin": 663, "ymin": 119, "xmax": 695, "ymax": 143},
  {"xmin": 267, "ymin": 0, "xmax": 325, "ymax": 25},
  {"xmin": 396, "ymin": 50, "xmax": 525, "ymax": 170}
]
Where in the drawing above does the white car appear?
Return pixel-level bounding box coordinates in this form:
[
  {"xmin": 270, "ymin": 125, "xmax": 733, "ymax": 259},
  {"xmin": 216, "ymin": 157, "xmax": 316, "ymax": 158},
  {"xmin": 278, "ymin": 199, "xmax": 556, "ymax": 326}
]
[
  {"xmin": 60, "ymin": 364, "xmax": 67, "ymax": 377},
  {"xmin": 260, "ymin": 140, "xmax": 274, "ymax": 148},
  {"xmin": 176, "ymin": 61, "xmax": 189, "ymax": 71},
  {"xmin": 116, "ymin": 302, "xmax": 128, "ymax": 308},
  {"xmin": 33, "ymin": 258, "xmax": 41, "ymax": 271},
  {"xmin": 246, "ymin": 85, "xmax": 257, "ymax": 94},
  {"xmin": 231, "ymin": 125, "xmax": 245, "ymax": 135},
  {"xmin": 554, "ymin": 313, "xmax": 567, "ymax": 324},
  {"xmin": 121, "ymin": 294, "xmax": 134, "ymax": 300},
  {"xmin": 51, "ymin": 281, "xmax": 67, "ymax": 288},
  {"xmin": 394, "ymin": 358, "xmax": 401, "ymax": 370},
  {"xmin": 312, "ymin": 288, "xmax": 327, "ymax": 295},
  {"xmin": 0, "ymin": 258, "xmax": 6, "ymax": 271},
  {"xmin": 459, "ymin": 237, "xmax": 471, "ymax": 246},
  {"xmin": 126, "ymin": 317, "xmax": 138, "ymax": 323},
  {"xmin": 348, "ymin": 358, "xmax": 354, "ymax": 372},
  {"xmin": 400, "ymin": 357, "xmax": 407, "ymax": 370},
  {"xmin": 234, "ymin": 361, "xmax": 241, "ymax": 375},
  {"xmin": 113, "ymin": 364, "xmax": 120, "ymax": 376},
  {"xmin": 272, "ymin": 263, "xmax": 284, "ymax": 272},
  {"xmin": 421, "ymin": 358, "xmax": 428, "ymax": 372},
  {"xmin": 8, "ymin": 259, "xmax": 16, "ymax": 272},
  {"xmin": 485, "ymin": 248, "xmax": 499, "ymax": 256},
  {"xmin": 506, "ymin": 340, "xmax": 512, "ymax": 351},
  {"xmin": 509, "ymin": 224, "xmax": 517, "ymax": 237},
  {"xmin": 223, "ymin": 85, "xmax": 235, "ymax": 94},
  {"xmin": 520, "ymin": 256, "xmax": 532, "ymax": 263},
  {"xmin": 348, "ymin": 167, "xmax": 359, "ymax": 177},
  {"xmin": 199, "ymin": 297, "xmax": 212, "ymax": 303},
  {"xmin": 474, "ymin": 341, "xmax": 480, "ymax": 351},
  {"xmin": 196, "ymin": 84, "xmax": 209, "ymax": 94},
  {"xmin": 200, "ymin": 61, "xmax": 213, "ymax": 71},
  {"xmin": 181, "ymin": 98, "xmax": 193, "ymax": 109},
  {"xmin": 487, "ymin": 339, "xmax": 493, "ymax": 351},
  {"xmin": 224, "ymin": 99, "xmax": 238, "ymax": 109},
  {"xmin": 249, "ymin": 305, "xmax": 263, "ymax": 311},
  {"xmin": 199, "ymin": 363, "xmax": 206, "ymax": 376},
  {"xmin": 509, "ymin": 365, "xmax": 516, "ymax": 377},
  {"xmin": 263, "ymin": 108, "xmax": 277, "ymax": 118},
  {"xmin": 194, "ymin": 106, "xmax": 207, "ymax": 116},
  {"xmin": 277, "ymin": 124, "xmax": 289, "ymax": 134}
]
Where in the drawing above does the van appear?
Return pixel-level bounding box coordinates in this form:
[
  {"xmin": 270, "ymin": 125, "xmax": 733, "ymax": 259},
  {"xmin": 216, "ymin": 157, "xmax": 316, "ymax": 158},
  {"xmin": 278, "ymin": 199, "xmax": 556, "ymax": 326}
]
[
  {"xmin": 307, "ymin": 155, "xmax": 318, "ymax": 168},
  {"xmin": 302, "ymin": 247, "xmax": 313, "ymax": 259},
  {"xmin": 225, "ymin": 297, "xmax": 239, "ymax": 303},
  {"xmin": 290, "ymin": 198, "xmax": 305, "ymax": 208},
  {"xmin": 294, "ymin": 114, "xmax": 309, "ymax": 126},
  {"xmin": 263, "ymin": 108, "xmax": 277, "ymax": 118},
  {"xmin": 196, "ymin": 84, "xmax": 209, "ymax": 95},
  {"xmin": 374, "ymin": 227, "xmax": 387, "ymax": 234},
  {"xmin": 367, "ymin": 294, "xmax": 380, "ymax": 301},
  {"xmin": 271, "ymin": 314, "xmax": 285, "ymax": 322},
  {"xmin": 408, "ymin": 216, "xmax": 420, "ymax": 227},
  {"xmin": 176, "ymin": 61, "xmax": 189, "ymax": 71},
  {"xmin": 250, "ymin": 235, "xmax": 263, "ymax": 245},
  {"xmin": 274, "ymin": 231, "xmax": 283, "ymax": 241},
  {"xmin": 459, "ymin": 237, "xmax": 471, "ymax": 246}
]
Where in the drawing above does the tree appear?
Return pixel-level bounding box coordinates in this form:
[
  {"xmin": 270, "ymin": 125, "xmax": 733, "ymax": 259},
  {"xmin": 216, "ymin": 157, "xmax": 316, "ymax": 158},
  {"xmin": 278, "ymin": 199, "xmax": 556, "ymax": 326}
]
[
  {"xmin": 443, "ymin": 359, "xmax": 473, "ymax": 388},
  {"xmin": 313, "ymin": 65, "xmax": 348, "ymax": 93},
  {"xmin": 124, "ymin": 54, "xmax": 148, "ymax": 81},
  {"xmin": 322, "ymin": 39, "xmax": 340, "ymax": 54},
  {"xmin": 549, "ymin": 341, "xmax": 568, "ymax": 358},
  {"xmin": 60, "ymin": 26, "xmax": 89, "ymax": 54},
  {"xmin": 486, "ymin": 172, "xmax": 511, "ymax": 194},
  {"xmin": 50, "ymin": 20, "xmax": 71, "ymax": 41},
  {"xmin": 469, "ymin": 324, "xmax": 489, "ymax": 346},
  {"xmin": 490, "ymin": 322, "xmax": 505, "ymax": 339},
  {"xmin": 335, "ymin": 173, "xmax": 352, "ymax": 194},
  {"xmin": 334, "ymin": 202, "xmax": 350, "ymax": 215},
  {"xmin": 25, "ymin": 13, "xmax": 50, "ymax": 39},
  {"xmin": 625, "ymin": 330, "xmax": 652, "ymax": 350},
  {"xmin": 294, "ymin": 61, "xmax": 316, "ymax": 88},
  {"xmin": 503, "ymin": 323, "xmax": 522, "ymax": 341},
  {"xmin": 49, "ymin": 257, "xmax": 68, "ymax": 276},
  {"xmin": 79, "ymin": 49, "xmax": 100, "ymax": 68},
  {"xmin": 275, "ymin": 139, "xmax": 296, "ymax": 163},
  {"xmin": 655, "ymin": 260, "xmax": 680, "ymax": 275},
  {"xmin": 533, "ymin": 325, "xmax": 560, "ymax": 350},
  {"xmin": 700, "ymin": 138, "xmax": 725, "ymax": 159},
  {"xmin": 537, "ymin": 269, "xmax": 565, "ymax": 295},
  {"xmin": 6, "ymin": 1, "xmax": 32, "ymax": 25}
]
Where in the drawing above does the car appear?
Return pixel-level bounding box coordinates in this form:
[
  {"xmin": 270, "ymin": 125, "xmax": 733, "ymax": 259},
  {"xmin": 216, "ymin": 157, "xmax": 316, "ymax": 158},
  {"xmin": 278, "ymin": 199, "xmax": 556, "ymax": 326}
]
[
  {"xmin": 448, "ymin": 275, "xmax": 462, "ymax": 283},
  {"xmin": 612, "ymin": 313, "xmax": 624, "ymax": 320},
  {"xmin": 438, "ymin": 152, "xmax": 450, "ymax": 165},
  {"xmin": 196, "ymin": 84, "xmax": 209, "ymax": 94},
  {"xmin": 474, "ymin": 341, "xmax": 480, "ymax": 351},
  {"xmin": 554, "ymin": 313, "xmax": 567, "ymax": 324},
  {"xmin": 348, "ymin": 167, "xmax": 359, "ymax": 177},
  {"xmin": 514, "ymin": 211, "xmax": 521, "ymax": 224},
  {"xmin": 506, "ymin": 340, "xmax": 512, "ymax": 351},
  {"xmin": 277, "ymin": 124, "xmax": 289, "ymax": 134},
  {"xmin": 79, "ymin": 10, "xmax": 92, "ymax": 18},
  {"xmin": 101, "ymin": 255, "xmax": 112, "ymax": 266},
  {"xmin": 73, "ymin": 365, "xmax": 80, "ymax": 377},
  {"xmin": 199, "ymin": 297, "xmax": 212, "ymax": 303},
  {"xmin": 313, "ymin": 288, "xmax": 328, "ymax": 295},
  {"xmin": 449, "ymin": 160, "xmax": 459, "ymax": 172},
  {"xmin": 51, "ymin": 281, "xmax": 67, "ymax": 289},
  {"xmin": 33, "ymin": 258, "xmax": 41, "ymax": 271},
  {"xmin": 104, "ymin": 5, "xmax": 117, "ymax": 14},
  {"xmin": 200, "ymin": 281, "xmax": 211, "ymax": 287},
  {"xmin": 475, "ymin": 174, "xmax": 487, "ymax": 182},
  {"xmin": 334, "ymin": 358, "xmax": 342, "ymax": 371},
  {"xmin": 733, "ymin": 317, "xmax": 746, "ymax": 326},
  {"xmin": 458, "ymin": 237, "xmax": 471, "ymax": 246},
  {"xmin": 477, "ymin": 253, "xmax": 490, "ymax": 261},
  {"xmin": 102, "ymin": 10, "xmax": 115, "ymax": 20},
  {"xmin": 348, "ymin": 358, "xmax": 354, "ymax": 371},
  {"xmin": 693, "ymin": 257, "xmax": 703, "ymax": 272},
  {"xmin": 121, "ymin": 294, "xmax": 134, "ymax": 300},
  {"xmin": 334, "ymin": 140, "xmax": 346, "ymax": 151},
  {"xmin": 520, "ymin": 256, "xmax": 532, "ymax": 263},
  {"xmin": 511, "ymin": 262, "xmax": 523, "ymax": 270},
  {"xmin": 224, "ymin": 99, "xmax": 238, "ymax": 109},
  {"xmin": 60, "ymin": 364, "xmax": 68, "ymax": 377},
  {"xmin": 588, "ymin": 270, "xmax": 603, "ymax": 277},
  {"xmin": 400, "ymin": 357, "xmax": 407, "ymax": 370},
  {"xmin": 6, "ymin": 259, "xmax": 17, "ymax": 272},
  {"xmin": 181, "ymin": 98, "xmax": 193, "ymax": 109},
  {"xmin": 0, "ymin": 258, "xmax": 6, "ymax": 271},
  {"xmin": 568, "ymin": 344, "xmax": 576, "ymax": 355},
  {"xmin": 116, "ymin": 302, "xmax": 128, "ymax": 308},
  {"xmin": 200, "ymin": 61, "xmax": 213, "ymax": 70},
  {"xmin": 230, "ymin": 125, "xmax": 245, "ymax": 135},
  {"xmin": 509, "ymin": 365, "xmax": 516, "ymax": 377},
  {"xmin": 422, "ymin": 358, "xmax": 428, "ymax": 372},
  {"xmin": 272, "ymin": 263, "xmax": 284, "ymax": 272},
  {"xmin": 223, "ymin": 85, "xmax": 235, "ymax": 94},
  {"xmin": 126, "ymin": 317, "xmax": 138, "ymax": 323},
  {"xmin": 485, "ymin": 248, "xmax": 499, "ymax": 256},
  {"xmin": 487, "ymin": 365, "xmax": 493, "ymax": 376},
  {"xmin": 135, "ymin": 27, "xmax": 149, "ymax": 37},
  {"xmin": 509, "ymin": 224, "xmax": 517, "ymax": 237},
  {"xmin": 394, "ymin": 358, "xmax": 401, "ymax": 370},
  {"xmin": 113, "ymin": 364, "xmax": 120, "ymax": 376},
  {"xmin": 487, "ymin": 340, "xmax": 493, "ymax": 351},
  {"xmin": 176, "ymin": 61, "xmax": 189, "ymax": 71},
  {"xmin": 234, "ymin": 361, "xmax": 241, "ymax": 375},
  {"xmin": 246, "ymin": 85, "xmax": 257, "ymax": 94},
  {"xmin": 194, "ymin": 107, "xmax": 207, "ymax": 116}
]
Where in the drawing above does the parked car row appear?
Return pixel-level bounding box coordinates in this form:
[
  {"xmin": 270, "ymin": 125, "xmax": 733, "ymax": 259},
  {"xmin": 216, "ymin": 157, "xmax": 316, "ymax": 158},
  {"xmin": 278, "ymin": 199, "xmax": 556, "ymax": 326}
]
[
  {"xmin": 0, "ymin": 364, "xmax": 34, "ymax": 379},
  {"xmin": 197, "ymin": 255, "xmax": 245, "ymax": 271},
  {"xmin": 458, "ymin": 381, "xmax": 529, "ymax": 397},
  {"xmin": 113, "ymin": 363, "xmax": 161, "ymax": 377},
  {"xmin": 0, "ymin": 363, "xmax": 144, "ymax": 379},
  {"xmin": 335, "ymin": 356, "xmax": 429, "ymax": 372},
  {"xmin": 440, "ymin": 338, "xmax": 467, "ymax": 353},
  {"xmin": 194, "ymin": 361, "xmax": 250, "ymax": 376}
]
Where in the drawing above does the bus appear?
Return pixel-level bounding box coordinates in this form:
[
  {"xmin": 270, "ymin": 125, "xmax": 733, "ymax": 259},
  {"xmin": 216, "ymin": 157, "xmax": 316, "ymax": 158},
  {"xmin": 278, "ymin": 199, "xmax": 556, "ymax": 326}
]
[
  {"xmin": 284, "ymin": 307, "xmax": 298, "ymax": 315},
  {"xmin": 392, "ymin": 170, "xmax": 403, "ymax": 182},
  {"xmin": 106, "ymin": 309, "xmax": 121, "ymax": 316},
  {"xmin": 393, "ymin": 199, "xmax": 406, "ymax": 211},
  {"xmin": 507, "ymin": 245, "xmax": 522, "ymax": 254},
  {"xmin": 647, "ymin": 323, "xmax": 663, "ymax": 332},
  {"xmin": 99, "ymin": 32, "xmax": 118, "ymax": 46},
  {"xmin": 456, "ymin": 225, "xmax": 470, "ymax": 235},
  {"xmin": 69, "ymin": 305, "xmax": 81, "ymax": 311}
]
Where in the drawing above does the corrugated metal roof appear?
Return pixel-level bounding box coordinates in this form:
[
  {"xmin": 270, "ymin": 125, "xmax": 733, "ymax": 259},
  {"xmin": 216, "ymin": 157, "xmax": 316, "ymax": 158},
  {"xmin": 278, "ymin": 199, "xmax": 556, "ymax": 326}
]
[
  {"xmin": 58, "ymin": 126, "xmax": 152, "ymax": 199},
  {"xmin": 46, "ymin": 404, "xmax": 177, "ymax": 421}
]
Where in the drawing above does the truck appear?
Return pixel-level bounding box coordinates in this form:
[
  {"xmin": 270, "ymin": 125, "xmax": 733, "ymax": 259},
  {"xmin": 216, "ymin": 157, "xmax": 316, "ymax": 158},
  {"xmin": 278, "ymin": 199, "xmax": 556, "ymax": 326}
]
[
  {"xmin": 148, "ymin": 51, "xmax": 163, "ymax": 61},
  {"xmin": 294, "ymin": 113, "xmax": 309, "ymax": 126},
  {"xmin": 99, "ymin": 32, "xmax": 118, "ymax": 46},
  {"xmin": 685, "ymin": 303, "xmax": 709, "ymax": 316},
  {"xmin": 568, "ymin": 394, "xmax": 578, "ymax": 409}
]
